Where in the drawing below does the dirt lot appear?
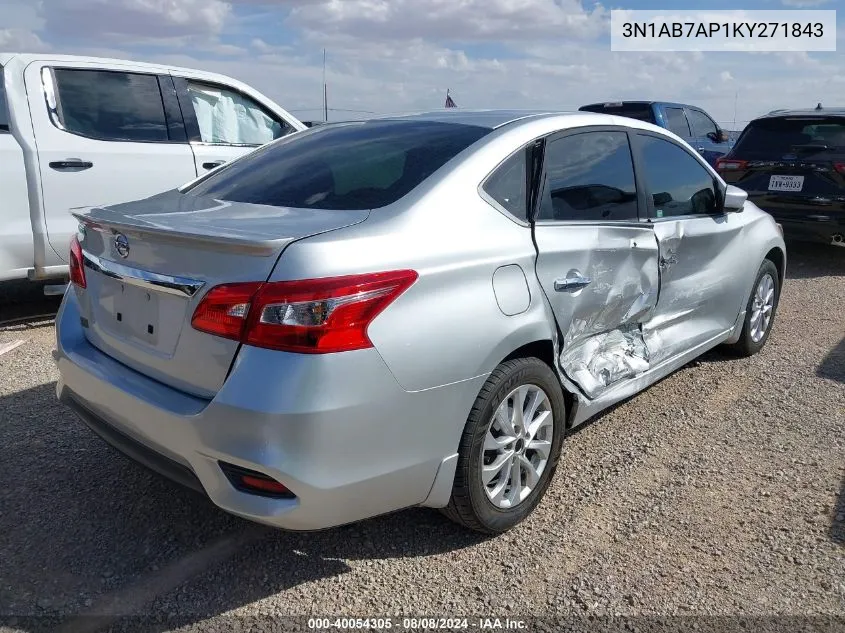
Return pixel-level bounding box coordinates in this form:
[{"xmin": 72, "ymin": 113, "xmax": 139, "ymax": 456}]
[{"xmin": 0, "ymin": 242, "xmax": 843, "ymax": 632}]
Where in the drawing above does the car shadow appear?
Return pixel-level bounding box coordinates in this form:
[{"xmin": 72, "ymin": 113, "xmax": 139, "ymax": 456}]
[
  {"xmin": 816, "ymin": 335, "xmax": 845, "ymax": 384},
  {"xmin": 0, "ymin": 383, "xmax": 489, "ymax": 631},
  {"xmin": 782, "ymin": 240, "xmax": 845, "ymax": 280}
]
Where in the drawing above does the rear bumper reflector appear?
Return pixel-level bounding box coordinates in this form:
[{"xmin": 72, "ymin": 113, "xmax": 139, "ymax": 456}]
[{"xmin": 218, "ymin": 462, "xmax": 296, "ymax": 499}]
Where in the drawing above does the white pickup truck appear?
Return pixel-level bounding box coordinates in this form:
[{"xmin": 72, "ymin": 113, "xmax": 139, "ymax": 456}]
[{"xmin": 0, "ymin": 53, "xmax": 306, "ymax": 284}]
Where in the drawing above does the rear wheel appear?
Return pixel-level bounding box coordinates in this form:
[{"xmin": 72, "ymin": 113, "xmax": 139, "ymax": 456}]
[
  {"xmin": 441, "ymin": 357, "xmax": 565, "ymax": 534},
  {"xmin": 729, "ymin": 259, "xmax": 780, "ymax": 357}
]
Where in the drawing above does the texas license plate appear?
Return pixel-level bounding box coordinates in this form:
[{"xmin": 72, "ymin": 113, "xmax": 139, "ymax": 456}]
[{"xmin": 768, "ymin": 175, "xmax": 804, "ymax": 192}]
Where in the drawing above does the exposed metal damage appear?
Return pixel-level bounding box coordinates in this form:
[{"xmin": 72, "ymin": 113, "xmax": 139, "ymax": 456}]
[
  {"xmin": 553, "ymin": 236, "xmax": 662, "ymax": 399},
  {"xmin": 560, "ymin": 325, "xmax": 652, "ymax": 399}
]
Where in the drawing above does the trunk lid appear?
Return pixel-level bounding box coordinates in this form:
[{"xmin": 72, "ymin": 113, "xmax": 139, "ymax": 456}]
[
  {"xmin": 72, "ymin": 189, "xmax": 369, "ymax": 398},
  {"xmin": 721, "ymin": 116, "xmax": 845, "ymax": 221}
]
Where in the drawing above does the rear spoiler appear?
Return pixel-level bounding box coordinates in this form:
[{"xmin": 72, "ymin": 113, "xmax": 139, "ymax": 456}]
[{"xmin": 71, "ymin": 208, "xmax": 282, "ymax": 257}]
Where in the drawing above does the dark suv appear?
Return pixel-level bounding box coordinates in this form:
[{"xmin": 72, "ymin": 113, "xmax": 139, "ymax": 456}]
[{"xmin": 716, "ymin": 107, "xmax": 845, "ymax": 247}]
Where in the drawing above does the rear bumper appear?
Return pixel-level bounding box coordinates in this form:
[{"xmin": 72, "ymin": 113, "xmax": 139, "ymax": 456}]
[
  {"xmin": 757, "ymin": 210, "xmax": 845, "ymax": 246},
  {"xmin": 55, "ymin": 291, "xmax": 483, "ymax": 530}
]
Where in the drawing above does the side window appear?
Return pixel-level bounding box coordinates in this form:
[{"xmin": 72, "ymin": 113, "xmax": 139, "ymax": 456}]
[
  {"xmin": 664, "ymin": 107, "xmax": 690, "ymax": 137},
  {"xmin": 638, "ymin": 134, "xmax": 718, "ymax": 218},
  {"xmin": 481, "ymin": 149, "xmax": 528, "ymax": 221},
  {"xmin": 187, "ymin": 82, "xmax": 292, "ymax": 146},
  {"xmin": 536, "ymin": 130, "xmax": 639, "ymax": 222},
  {"xmin": 53, "ymin": 69, "xmax": 169, "ymax": 142},
  {"xmin": 0, "ymin": 66, "xmax": 9, "ymax": 132},
  {"xmin": 687, "ymin": 109, "xmax": 718, "ymax": 138}
]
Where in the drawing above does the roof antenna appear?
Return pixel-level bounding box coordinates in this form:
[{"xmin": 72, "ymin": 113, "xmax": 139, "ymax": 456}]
[{"xmin": 815, "ymin": 102, "xmax": 823, "ymax": 110}]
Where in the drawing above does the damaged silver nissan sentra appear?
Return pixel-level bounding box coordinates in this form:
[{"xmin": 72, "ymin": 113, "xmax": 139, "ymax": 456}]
[{"xmin": 55, "ymin": 110, "xmax": 786, "ymax": 534}]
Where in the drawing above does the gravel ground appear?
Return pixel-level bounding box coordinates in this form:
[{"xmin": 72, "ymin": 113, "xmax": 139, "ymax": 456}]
[{"xmin": 0, "ymin": 242, "xmax": 843, "ymax": 632}]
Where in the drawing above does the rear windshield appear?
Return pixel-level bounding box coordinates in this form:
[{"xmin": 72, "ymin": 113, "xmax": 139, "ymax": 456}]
[
  {"xmin": 733, "ymin": 116, "xmax": 845, "ymax": 159},
  {"xmin": 0, "ymin": 66, "xmax": 9, "ymax": 132},
  {"xmin": 579, "ymin": 103, "xmax": 656, "ymax": 123},
  {"xmin": 187, "ymin": 120, "xmax": 492, "ymax": 210}
]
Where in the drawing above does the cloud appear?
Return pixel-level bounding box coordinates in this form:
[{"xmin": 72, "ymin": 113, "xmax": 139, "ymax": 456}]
[
  {"xmin": 0, "ymin": 0, "xmax": 843, "ymax": 131},
  {"xmin": 288, "ymin": 0, "xmax": 609, "ymax": 42},
  {"xmin": 781, "ymin": 0, "xmax": 830, "ymax": 6},
  {"xmin": 38, "ymin": 0, "xmax": 232, "ymax": 42},
  {"xmin": 0, "ymin": 28, "xmax": 49, "ymax": 51}
]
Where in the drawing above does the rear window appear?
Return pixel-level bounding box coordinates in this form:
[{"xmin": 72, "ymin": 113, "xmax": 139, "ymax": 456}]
[
  {"xmin": 733, "ymin": 116, "xmax": 845, "ymax": 159},
  {"xmin": 0, "ymin": 66, "xmax": 9, "ymax": 132},
  {"xmin": 187, "ymin": 120, "xmax": 492, "ymax": 210},
  {"xmin": 579, "ymin": 103, "xmax": 656, "ymax": 123}
]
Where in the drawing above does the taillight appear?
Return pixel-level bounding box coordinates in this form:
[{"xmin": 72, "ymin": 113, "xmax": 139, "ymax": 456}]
[
  {"xmin": 190, "ymin": 282, "xmax": 262, "ymax": 340},
  {"xmin": 69, "ymin": 235, "xmax": 86, "ymax": 288},
  {"xmin": 834, "ymin": 163, "xmax": 845, "ymax": 175},
  {"xmin": 715, "ymin": 158, "xmax": 748, "ymax": 171},
  {"xmin": 191, "ymin": 270, "xmax": 418, "ymax": 354}
]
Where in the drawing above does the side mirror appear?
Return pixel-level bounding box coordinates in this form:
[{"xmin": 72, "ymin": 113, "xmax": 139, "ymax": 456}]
[
  {"xmin": 723, "ymin": 184, "xmax": 747, "ymax": 212},
  {"xmin": 709, "ymin": 130, "xmax": 730, "ymax": 143}
]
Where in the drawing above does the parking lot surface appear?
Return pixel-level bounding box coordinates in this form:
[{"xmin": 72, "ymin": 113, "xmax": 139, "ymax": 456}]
[{"xmin": 0, "ymin": 242, "xmax": 843, "ymax": 631}]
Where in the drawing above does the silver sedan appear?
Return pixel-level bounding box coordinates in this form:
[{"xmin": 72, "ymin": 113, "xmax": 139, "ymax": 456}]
[{"xmin": 55, "ymin": 110, "xmax": 786, "ymax": 533}]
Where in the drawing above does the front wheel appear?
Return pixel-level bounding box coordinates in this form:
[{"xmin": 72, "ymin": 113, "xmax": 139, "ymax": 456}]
[
  {"xmin": 441, "ymin": 357, "xmax": 566, "ymax": 534},
  {"xmin": 729, "ymin": 259, "xmax": 780, "ymax": 357}
]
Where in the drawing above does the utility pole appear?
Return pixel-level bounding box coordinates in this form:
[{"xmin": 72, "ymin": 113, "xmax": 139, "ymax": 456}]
[{"xmin": 323, "ymin": 48, "xmax": 328, "ymax": 123}]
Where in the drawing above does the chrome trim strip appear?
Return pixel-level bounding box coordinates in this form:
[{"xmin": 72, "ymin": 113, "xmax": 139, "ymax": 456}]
[{"xmin": 82, "ymin": 252, "xmax": 205, "ymax": 298}]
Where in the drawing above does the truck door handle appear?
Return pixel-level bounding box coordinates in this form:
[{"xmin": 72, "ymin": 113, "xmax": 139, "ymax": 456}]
[
  {"xmin": 202, "ymin": 161, "xmax": 225, "ymax": 170},
  {"xmin": 49, "ymin": 159, "xmax": 93, "ymax": 171},
  {"xmin": 554, "ymin": 275, "xmax": 592, "ymax": 292}
]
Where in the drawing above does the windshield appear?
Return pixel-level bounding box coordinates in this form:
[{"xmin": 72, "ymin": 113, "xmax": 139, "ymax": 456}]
[
  {"xmin": 733, "ymin": 116, "xmax": 845, "ymax": 159},
  {"xmin": 186, "ymin": 119, "xmax": 492, "ymax": 210},
  {"xmin": 579, "ymin": 103, "xmax": 656, "ymax": 123}
]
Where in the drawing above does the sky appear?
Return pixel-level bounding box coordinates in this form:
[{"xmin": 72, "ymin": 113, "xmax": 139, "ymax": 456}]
[{"xmin": 1, "ymin": 0, "xmax": 843, "ymax": 128}]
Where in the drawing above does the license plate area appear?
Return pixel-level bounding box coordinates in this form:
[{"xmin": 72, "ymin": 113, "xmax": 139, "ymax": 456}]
[
  {"xmin": 768, "ymin": 175, "xmax": 805, "ymax": 192},
  {"xmin": 92, "ymin": 274, "xmax": 187, "ymax": 356}
]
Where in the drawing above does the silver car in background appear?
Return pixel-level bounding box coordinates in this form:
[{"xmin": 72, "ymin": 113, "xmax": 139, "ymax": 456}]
[{"xmin": 55, "ymin": 110, "xmax": 786, "ymax": 534}]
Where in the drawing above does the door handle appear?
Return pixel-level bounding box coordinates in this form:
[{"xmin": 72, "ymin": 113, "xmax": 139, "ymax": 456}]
[
  {"xmin": 696, "ymin": 147, "xmax": 705, "ymax": 152},
  {"xmin": 554, "ymin": 275, "xmax": 592, "ymax": 292},
  {"xmin": 202, "ymin": 161, "xmax": 225, "ymax": 170},
  {"xmin": 49, "ymin": 159, "xmax": 93, "ymax": 171}
]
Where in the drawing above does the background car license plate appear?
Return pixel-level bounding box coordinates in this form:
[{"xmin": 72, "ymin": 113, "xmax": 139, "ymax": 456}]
[{"xmin": 768, "ymin": 175, "xmax": 804, "ymax": 192}]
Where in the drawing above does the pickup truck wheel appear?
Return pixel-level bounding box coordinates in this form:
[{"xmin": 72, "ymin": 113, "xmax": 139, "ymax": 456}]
[
  {"xmin": 441, "ymin": 358, "xmax": 565, "ymax": 534},
  {"xmin": 729, "ymin": 259, "xmax": 780, "ymax": 357}
]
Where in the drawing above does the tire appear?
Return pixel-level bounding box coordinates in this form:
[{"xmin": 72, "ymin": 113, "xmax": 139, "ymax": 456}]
[
  {"xmin": 441, "ymin": 357, "xmax": 566, "ymax": 534},
  {"xmin": 729, "ymin": 259, "xmax": 780, "ymax": 357}
]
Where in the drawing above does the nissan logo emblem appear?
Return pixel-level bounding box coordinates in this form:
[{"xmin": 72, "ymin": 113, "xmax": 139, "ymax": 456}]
[{"xmin": 114, "ymin": 233, "xmax": 130, "ymax": 259}]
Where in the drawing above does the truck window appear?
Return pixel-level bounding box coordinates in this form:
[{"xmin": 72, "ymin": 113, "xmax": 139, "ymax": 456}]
[
  {"xmin": 0, "ymin": 66, "xmax": 9, "ymax": 132},
  {"xmin": 579, "ymin": 103, "xmax": 656, "ymax": 124},
  {"xmin": 52, "ymin": 69, "xmax": 169, "ymax": 142},
  {"xmin": 186, "ymin": 81, "xmax": 292, "ymax": 146},
  {"xmin": 687, "ymin": 109, "xmax": 718, "ymax": 138},
  {"xmin": 664, "ymin": 107, "xmax": 690, "ymax": 137}
]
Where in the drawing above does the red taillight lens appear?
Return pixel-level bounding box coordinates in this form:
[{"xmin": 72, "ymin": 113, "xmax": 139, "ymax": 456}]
[
  {"xmin": 715, "ymin": 158, "xmax": 748, "ymax": 172},
  {"xmin": 834, "ymin": 163, "xmax": 845, "ymax": 175},
  {"xmin": 191, "ymin": 270, "xmax": 418, "ymax": 354},
  {"xmin": 190, "ymin": 282, "xmax": 262, "ymax": 340},
  {"xmin": 69, "ymin": 235, "xmax": 86, "ymax": 288}
]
